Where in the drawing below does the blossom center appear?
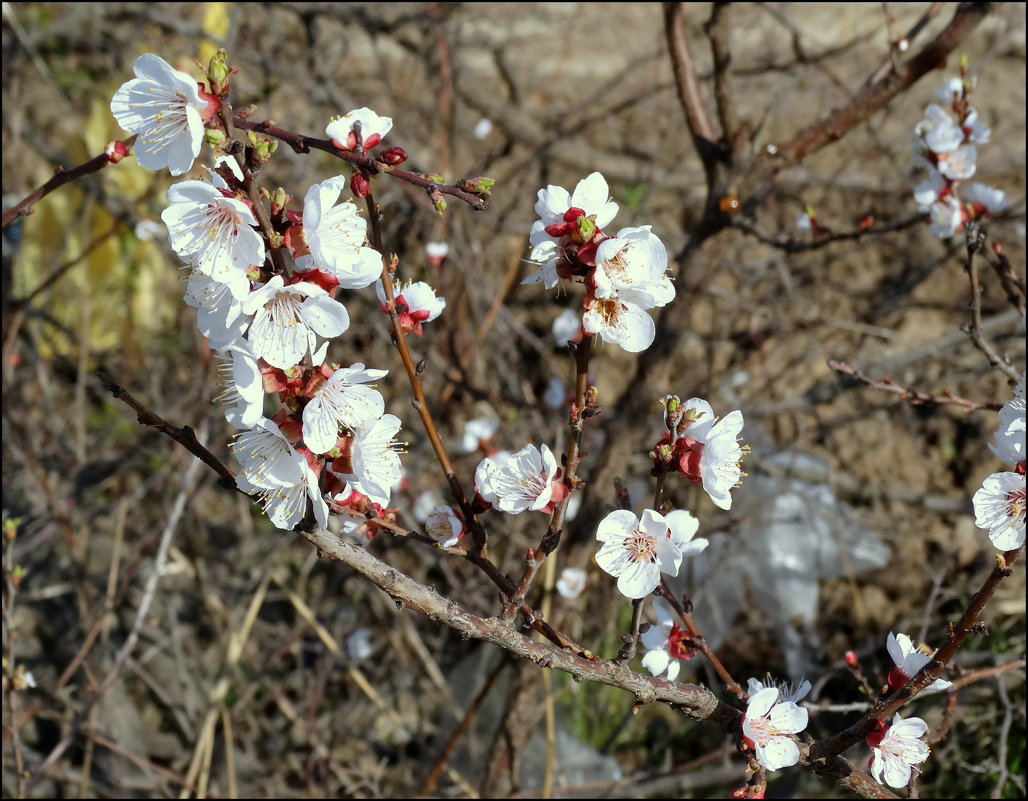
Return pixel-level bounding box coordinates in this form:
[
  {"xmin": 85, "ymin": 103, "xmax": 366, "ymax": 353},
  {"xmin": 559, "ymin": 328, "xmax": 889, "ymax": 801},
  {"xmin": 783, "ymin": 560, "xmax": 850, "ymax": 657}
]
[
  {"xmin": 1004, "ymin": 486, "xmax": 1026, "ymax": 522},
  {"xmin": 624, "ymin": 528, "xmax": 658, "ymax": 563}
]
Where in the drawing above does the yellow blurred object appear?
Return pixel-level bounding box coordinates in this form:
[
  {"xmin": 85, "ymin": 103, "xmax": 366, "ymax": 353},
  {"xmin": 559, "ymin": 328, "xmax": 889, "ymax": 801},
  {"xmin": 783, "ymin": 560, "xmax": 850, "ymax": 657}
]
[{"xmin": 200, "ymin": 3, "xmax": 232, "ymax": 67}]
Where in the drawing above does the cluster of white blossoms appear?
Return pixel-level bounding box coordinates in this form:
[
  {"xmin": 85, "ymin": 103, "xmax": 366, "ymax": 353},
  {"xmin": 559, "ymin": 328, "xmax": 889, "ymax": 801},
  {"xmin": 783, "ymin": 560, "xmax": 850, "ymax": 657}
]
[
  {"xmin": 912, "ymin": 76, "xmax": 1007, "ymax": 238},
  {"xmin": 972, "ymin": 372, "xmax": 1026, "ymax": 551},
  {"xmin": 655, "ymin": 396, "xmax": 746, "ymax": 510},
  {"xmin": 110, "ymin": 53, "xmax": 450, "ymax": 532},
  {"xmin": 521, "ymin": 172, "xmax": 674, "ymax": 352}
]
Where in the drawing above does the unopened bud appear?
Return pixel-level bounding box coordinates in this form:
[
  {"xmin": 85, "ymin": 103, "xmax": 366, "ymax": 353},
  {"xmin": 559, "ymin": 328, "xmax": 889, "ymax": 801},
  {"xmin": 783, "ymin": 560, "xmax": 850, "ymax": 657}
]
[
  {"xmin": 429, "ymin": 189, "xmax": 447, "ymax": 215},
  {"xmin": 104, "ymin": 140, "xmax": 128, "ymax": 163},
  {"xmin": 463, "ymin": 176, "xmax": 495, "ymax": 194},
  {"xmin": 206, "ymin": 49, "xmax": 230, "ymax": 95},
  {"xmin": 351, "ymin": 172, "xmax": 370, "ymax": 198},
  {"xmin": 844, "ymin": 650, "xmax": 859, "ymax": 668},
  {"xmin": 424, "ymin": 173, "xmax": 445, "ymax": 184},
  {"xmin": 204, "ymin": 128, "xmax": 228, "ymax": 150},
  {"xmin": 271, "ymin": 187, "xmax": 288, "ymax": 215},
  {"xmin": 247, "ymin": 131, "xmax": 277, "ymax": 165},
  {"xmin": 377, "ymin": 146, "xmax": 408, "ymax": 166}
]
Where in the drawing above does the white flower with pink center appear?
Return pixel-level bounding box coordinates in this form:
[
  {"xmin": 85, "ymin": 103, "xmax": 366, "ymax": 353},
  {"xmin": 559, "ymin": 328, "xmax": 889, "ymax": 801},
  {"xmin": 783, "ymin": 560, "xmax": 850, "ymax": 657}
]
[
  {"xmin": 927, "ymin": 195, "xmax": 963, "ymax": 238},
  {"xmin": 867, "ymin": 714, "xmax": 930, "ymax": 788},
  {"xmin": 162, "ymin": 181, "xmax": 265, "ymax": 282},
  {"xmin": 741, "ymin": 686, "xmax": 808, "ymax": 771},
  {"xmin": 972, "ymin": 471, "xmax": 1026, "ymax": 551},
  {"xmin": 326, "ymin": 107, "xmax": 393, "ymax": 152},
  {"xmin": 216, "ymin": 344, "xmax": 263, "ymax": 430},
  {"xmin": 231, "ymin": 417, "xmax": 305, "ymax": 489},
  {"xmin": 346, "ymin": 414, "xmax": 404, "ymax": 507},
  {"xmin": 461, "ymin": 417, "xmax": 499, "ymax": 453},
  {"xmin": 673, "ymin": 399, "xmax": 745, "ymax": 510},
  {"xmin": 594, "ymin": 509, "xmax": 683, "ymax": 599},
  {"xmin": 582, "ymin": 295, "xmax": 656, "ymax": 353},
  {"xmin": 937, "ymin": 143, "xmax": 977, "ymax": 180},
  {"xmin": 555, "ymin": 567, "xmax": 587, "ymax": 599},
  {"xmin": 242, "ymin": 276, "xmax": 350, "ymax": 369},
  {"xmin": 110, "ymin": 54, "xmax": 218, "ymax": 176},
  {"xmin": 640, "ymin": 600, "xmax": 697, "ymax": 681},
  {"xmin": 528, "ymin": 171, "xmax": 619, "ymax": 250}
]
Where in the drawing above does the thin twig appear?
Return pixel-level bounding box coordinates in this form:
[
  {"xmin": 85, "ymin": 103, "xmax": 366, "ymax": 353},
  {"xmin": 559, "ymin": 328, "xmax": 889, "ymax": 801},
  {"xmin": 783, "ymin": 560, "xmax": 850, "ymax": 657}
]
[
  {"xmin": 828, "ymin": 359, "xmax": 1002, "ymax": 412},
  {"xmin": 502, "ymin": 336, "xmax": 595, "ymax": 620},
  {"xmin": 961, "ymin": 222, "xmax": 1021, "ymax": 382},
  {"xmin": 733, "ymin": 213, "xmax": 924, "ymax": 254},
  {"xmin": 232, "ymin": 116, "xmax": 488, "ymax": 211},
  {"xmin": 1, "ymin": 137, "xmax": 137, "ymax": 228}
]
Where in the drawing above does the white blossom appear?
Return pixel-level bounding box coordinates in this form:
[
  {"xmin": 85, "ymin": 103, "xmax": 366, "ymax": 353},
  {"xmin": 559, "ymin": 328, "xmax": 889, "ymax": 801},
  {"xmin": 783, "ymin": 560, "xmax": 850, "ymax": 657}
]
[
  {"xmin": 742, "ymin": 687, "xmax": 808, "ymax": 771},
  {"xmin": 242, "ymin": 276, "xmax": 350, "ymax": 369},
  {"xmin": 594, "ymin": 509, "xmax": 683, "ymax": 599},
  {"xmin": 110, "ymin": 54, "xmax": 211, "ymax": 175}
]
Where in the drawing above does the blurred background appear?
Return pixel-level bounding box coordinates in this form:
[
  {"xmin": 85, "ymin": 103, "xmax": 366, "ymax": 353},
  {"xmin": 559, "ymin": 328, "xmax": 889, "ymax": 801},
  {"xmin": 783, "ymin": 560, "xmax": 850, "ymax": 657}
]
[{"xmin": 2, "ymin": 3, "xmax": 1025, "ymax": 797}]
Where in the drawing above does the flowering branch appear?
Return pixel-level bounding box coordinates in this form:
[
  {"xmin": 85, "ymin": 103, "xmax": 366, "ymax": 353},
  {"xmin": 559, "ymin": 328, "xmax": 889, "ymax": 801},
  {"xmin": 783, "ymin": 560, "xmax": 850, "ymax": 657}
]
[
  {"xmin": 232, "ymin": 116, "xmax": 489, "ymax": 211},
  {"xmin": 501, "ymin": 336, "xmax": 596, "ymax": 620},
  {"xmin": 811, "ymin": 543, "xmax": 1024, "ymax": 762}
]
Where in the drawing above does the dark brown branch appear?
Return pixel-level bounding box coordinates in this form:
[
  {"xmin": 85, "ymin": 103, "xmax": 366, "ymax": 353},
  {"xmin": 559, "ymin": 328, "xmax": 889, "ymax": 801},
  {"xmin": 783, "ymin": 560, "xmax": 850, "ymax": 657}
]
[
  {"xmin": 95, "ymin": 370, "xmax": 238, "ymax": 489},
  {"xmin": 773, "ymin": 2, "xmax": 991, "ymax": 163},
  {"xmin": 2, "ymin": 136, "xmax": 137, "ymax": 229},
  {"xmin": 704, "ymin": 3, "xmax": 740, "ymax": 162}
]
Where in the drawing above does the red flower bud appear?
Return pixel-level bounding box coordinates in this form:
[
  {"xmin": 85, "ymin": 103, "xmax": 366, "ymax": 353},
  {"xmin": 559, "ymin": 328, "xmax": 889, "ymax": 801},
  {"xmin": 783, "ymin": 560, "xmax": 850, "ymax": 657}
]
[
  {"xmin": 350, "ymin": 172, "xmax": 370, "ymax": 198},
  {"xmin": 377, "ymin": 146, "xmax": 408, "ymax": 166}
]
